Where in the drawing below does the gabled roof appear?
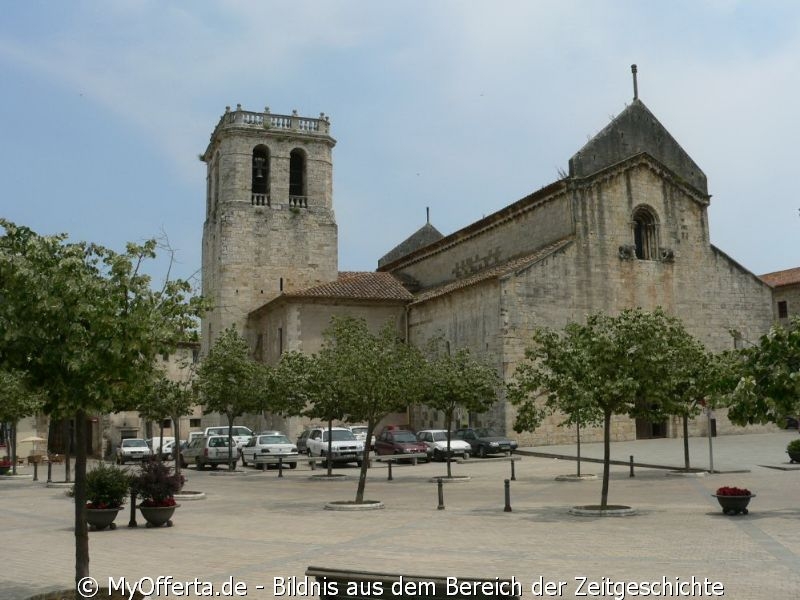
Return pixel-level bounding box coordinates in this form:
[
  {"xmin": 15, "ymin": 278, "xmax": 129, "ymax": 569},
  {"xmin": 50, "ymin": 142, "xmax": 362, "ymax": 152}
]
[
  {"xmin": 569, "ymin": 99, "xmax": 707, "ymax": 195},
  {"xmin": 378, "ymin": 222, "xmax": 444, "ymax": 269},
  {"xmin": 282, "ymin": 271, "xmax": 414, "ymax": 302},
  {"xmin": 760, "ymin": 267, "xmax": 800, "ymax": 288},
  {"xmin": 411, "ymin": 237, "xmax": 573, "ymax": 304}
]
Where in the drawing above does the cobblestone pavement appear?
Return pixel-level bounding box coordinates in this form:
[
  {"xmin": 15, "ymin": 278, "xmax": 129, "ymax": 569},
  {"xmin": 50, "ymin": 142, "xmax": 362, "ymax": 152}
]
[{"xmin": 1, "ymin": 431, "xmax": 799, "ymax": 599}]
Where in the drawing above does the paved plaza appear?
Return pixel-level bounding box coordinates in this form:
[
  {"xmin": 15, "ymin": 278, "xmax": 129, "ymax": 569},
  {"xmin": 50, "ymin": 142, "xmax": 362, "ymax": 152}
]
[{"xmin": 2, "ymin": 431, "xmax": 800, "ymax": 599}]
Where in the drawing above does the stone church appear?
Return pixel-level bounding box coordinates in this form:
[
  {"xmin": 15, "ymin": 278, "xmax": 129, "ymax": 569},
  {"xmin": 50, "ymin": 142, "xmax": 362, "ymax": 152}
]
[{"xmin": 200, "ymin": 81, "xmax": 777, "ymax": 445}]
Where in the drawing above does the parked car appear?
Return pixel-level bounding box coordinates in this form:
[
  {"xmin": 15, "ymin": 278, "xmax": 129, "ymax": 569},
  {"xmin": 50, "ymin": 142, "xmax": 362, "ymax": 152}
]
[
  {"xmin": 305, "ymin": 426, "xmax": 364, "ymax": 466},
  {"xmin": 454, "ymin": 427, "xmax": 518, "ymax": 457},
  {"xmin": 180, "ymin": 434, "xmax": 236, "ymax": 469},
  {"xmin": 296, "ymin": 429, "xmax": 311, "ymax": 455},
  {"xmin": 374, "ymin": 429, "xmax": 429, "ymax": 461},
  {"xmin": 416, "ymin": 430, "xmax": 471, "ymax": 460},
  {"xmin": 241, "ymin": 433, "xmax": 298, "ymax": 468},
  {"xmin": 203, "ymin": 425, "xmax": 254, "ymax": 450},
  {"xmin": 147, "ymin": 436, "xmax": 175, "ymax": 460},
  {"xmin": 348, "ymin": 425, "xmax": 376, "ymax": 450},
  {"xmin": 115, "ymin": 438, "xmax": 153, "ymax": 464}
]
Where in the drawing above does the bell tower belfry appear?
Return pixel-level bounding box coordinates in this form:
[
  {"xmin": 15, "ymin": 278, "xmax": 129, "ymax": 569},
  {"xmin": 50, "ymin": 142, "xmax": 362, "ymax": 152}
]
[{"xmin": 200, "ymin": 105, "xmax": 338, "ymax": 354}]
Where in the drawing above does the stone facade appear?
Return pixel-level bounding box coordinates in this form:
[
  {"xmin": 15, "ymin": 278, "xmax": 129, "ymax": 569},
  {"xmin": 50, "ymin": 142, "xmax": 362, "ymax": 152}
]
[
  {"xmin": 760, "ymin": 267, "xmax": 800, "ymax": 325},
  {"xmin": 200, "ymin": 97, "xmax": 784, "ymax": 447},
  {"xmin": 201, "ymin": 107, "xmax": 337, "ymax": 355}
]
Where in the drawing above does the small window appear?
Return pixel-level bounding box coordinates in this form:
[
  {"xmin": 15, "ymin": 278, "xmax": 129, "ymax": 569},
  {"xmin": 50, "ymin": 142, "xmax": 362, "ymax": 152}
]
[
  {"xmin": 161, "ymin": 419, "xmax": 171, "ymax": 429},
  {"xmin": 189, "ymin": 418, "xmax": 201, "ymax": 428},
  {"xmin": 289, "ymin": 149, "xmax": 306, "ymax": 198},
  {"xmin": 251, "ymin": 145, "xmax": 270, "ymax": 197},
  {"xmin": 778, "ymin": 300, "xmax": 788, "ymax": 319},
  {"xmin": 632, "ymin": 206, "xmax": 659, "ymax": 260}
]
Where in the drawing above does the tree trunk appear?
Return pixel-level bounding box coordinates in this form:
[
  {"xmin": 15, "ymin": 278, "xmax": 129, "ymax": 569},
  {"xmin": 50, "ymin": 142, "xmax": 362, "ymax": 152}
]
[
  {"xmin": 683, "ymin": 413, "xmax": 690, "ymax": 470},
  {"xmin": 64, "ymin": 419, "xmax": 72, "ymax": 483},
  {"xmin": 157, "ymin": 421, "xmax": 164, "ymax": 464},
  {"xmin": 326, "ymin": 417, "xmax": 333, "ymax": 477},
  {"xmin": 355, "ymin": 420, "xmax": 374, "ymax": 504},
  {"xmin": 172, "ymin": 415, "xmax": 182, "ymax": 480},
  {"xmin": 74, "ymin": 410, "xmax": 90, "ymax": 588},
  {"xmin": 10, "ymin": 421, "xmax": 18, "ymax": 476},
  {"xmin": 445, "ymin": 409, "xmax": 453, "ymax": 479},
  {"xmin": 227, "ymin": 413, "xmax": 235, "ymax": 470},
  {"xmin": 601, "ymin": 410, "xmax": 611, "ymax": 509}
]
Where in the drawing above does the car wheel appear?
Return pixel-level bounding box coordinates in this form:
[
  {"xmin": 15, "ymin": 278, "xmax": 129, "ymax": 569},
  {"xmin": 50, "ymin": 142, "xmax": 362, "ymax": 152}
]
[
  {"xmin": 463, "ymin": 452, "xmax": 470, "ymax": 460},
  {"xmin": 478, "ymin": 446, "xmax": 487, "ymax": 458},
  {"xmin": 289, "ymin": 462, "xmax": 297, "ymax": 469},
  {"xmin": 210, "ymin": 463, "xmax": 219, "ymax": 470},
  {"xmin": 433, "ymin": 449, "xmax": 442, "ymax": 462}
]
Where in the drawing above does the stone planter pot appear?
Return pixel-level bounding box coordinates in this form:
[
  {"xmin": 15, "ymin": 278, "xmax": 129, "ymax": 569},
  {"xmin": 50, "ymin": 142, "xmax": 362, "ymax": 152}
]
[
  {"xmin": 138, "ymin": 503, "xmax": 179, "ymax": 527},
  {"xmin": 712, "ymin": 494, "xmax": 754, "ymax": 515},
  {"xmin": 0, "ymin": 465, "xmax": 10, "ymax": 475},
  {"xmin": 85, "ymin": 507, "xmax": 122, "ymax": 531},
  {"xmin": 787, "ymin": 451, "xmax": 800, "ymax": 464}
]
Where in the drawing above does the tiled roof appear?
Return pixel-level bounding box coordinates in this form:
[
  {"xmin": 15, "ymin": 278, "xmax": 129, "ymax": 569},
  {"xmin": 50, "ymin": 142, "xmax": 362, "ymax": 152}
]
[
  {"xmin": 285, "ymin": 271, "xmax": 414, "ymax": 301},
  {"xmin": 412, "ymin": 237, "xmax": 573, "ymax": 304},
  {"xmin": 760, "ymin": 267, "xmax": 800, "ymax": 287}
]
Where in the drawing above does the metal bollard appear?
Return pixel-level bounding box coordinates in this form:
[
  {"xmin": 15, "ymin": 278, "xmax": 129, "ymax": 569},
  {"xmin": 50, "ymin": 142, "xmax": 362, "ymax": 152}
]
[
  {"xmin": 629, "ymin": 455, "xmax": 635, "ymax": 478},
  {"xmin": 128, "ymin": 489, "xmax": 138, "ymax": 528},
  {"xmin": 510, "ymin": 458, "xmax": 516, "ymax": 481},
  {"xmin": 504, "ymin": 479, "xmax": 512, "ymax": 512},
  {"xmin": 47, "ymin": 460, "xmax": 52, "ymax": 484},
  {"xmin": 278, "ymin": 456, "xmax": 284, "ymax": 478},
  {"xmin": 387, "ymin": 460, "xmax": 393, "ymax": 481},
  {"xmin": 33, "ymin": 461, "xmax": 38, "ymax": 482},
  {"xmin": 437, "ymin": 477, "xmax": 445, "ymax": 510}
]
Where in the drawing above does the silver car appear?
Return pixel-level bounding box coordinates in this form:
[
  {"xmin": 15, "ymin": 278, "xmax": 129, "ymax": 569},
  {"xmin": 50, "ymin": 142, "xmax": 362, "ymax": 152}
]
[
  {"xmin": 241, "ymin": 433, "xmax": 298, "ymax": 469},
  {"xmin": 416, "ymin": 430, "xmax": 472, "ymax": 460},
  {"xmin": 115, "ymin": 438, "xmax": 153, "ymax": 464}
]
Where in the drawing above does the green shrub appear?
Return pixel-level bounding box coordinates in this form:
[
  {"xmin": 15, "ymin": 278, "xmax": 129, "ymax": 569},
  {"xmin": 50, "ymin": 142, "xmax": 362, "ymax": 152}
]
[
  {"xmin": 787, "ymin": 439, "xmax": 800, "ymax": 454},
  {"xmin": 86, "ymin": 462, "xmax": 130, "ymax": 509},
  {"xmin": 132, "ymin": 460, "xmax": 184, "ymax": 506}
]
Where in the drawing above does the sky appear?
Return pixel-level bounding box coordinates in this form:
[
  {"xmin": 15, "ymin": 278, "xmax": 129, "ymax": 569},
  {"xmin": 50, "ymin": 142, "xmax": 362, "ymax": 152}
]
[{"xmin": 1, "ymin": 1, "xmax": 798, "ymax": 292}]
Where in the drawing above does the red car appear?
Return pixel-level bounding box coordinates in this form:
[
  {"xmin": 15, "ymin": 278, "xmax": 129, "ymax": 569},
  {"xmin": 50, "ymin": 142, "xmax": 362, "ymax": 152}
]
[{"xmin": 374, "ymin": 429, "xmax": 429, "ymax": 462}]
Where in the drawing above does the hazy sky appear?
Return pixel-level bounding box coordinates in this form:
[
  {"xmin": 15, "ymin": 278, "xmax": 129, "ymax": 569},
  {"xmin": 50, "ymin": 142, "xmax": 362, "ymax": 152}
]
[{"xmin": 1, "ymin": 1, "xmax": 798, "ymax": 291}]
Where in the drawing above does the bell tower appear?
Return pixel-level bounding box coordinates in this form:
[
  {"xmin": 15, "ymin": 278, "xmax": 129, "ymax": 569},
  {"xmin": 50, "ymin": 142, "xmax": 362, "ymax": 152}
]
[{"xmin": 201, "ymin": 105, "xmax": 338, "ymax": 354}]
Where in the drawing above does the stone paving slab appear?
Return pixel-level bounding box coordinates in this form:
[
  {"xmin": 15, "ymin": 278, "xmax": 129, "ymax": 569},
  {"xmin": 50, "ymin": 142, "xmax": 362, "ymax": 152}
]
[{"xmin": 1, "ymin": 432, "xmax": 799, "ymax": 599}]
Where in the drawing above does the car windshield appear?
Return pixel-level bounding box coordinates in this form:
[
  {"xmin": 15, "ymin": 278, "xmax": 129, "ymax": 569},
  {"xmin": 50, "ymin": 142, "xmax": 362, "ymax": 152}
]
[
  {"xmin": 431, "ymin": 432, "xmax": 449, "ymax": 442},
  {"xmin": 322, "ymin": 430, "xmax": 355, "ymax": 441},
  {"xmin": 209, "ymin": 437, "xmax": 231, "ymax": 447},
  {"xmin": 474, "ymin": 428, "xmax": 499, "ymax": 438},
  {"xmin": 123, "ymin": 439, "xmax": 147, "ymax": 447},
  {"xmin": 259, "ymin": 435, "xmax": 290, "ymax": 444},
  {"xmin": 393, "ymin": 432, "xmax": 417, "ymax": 443}
]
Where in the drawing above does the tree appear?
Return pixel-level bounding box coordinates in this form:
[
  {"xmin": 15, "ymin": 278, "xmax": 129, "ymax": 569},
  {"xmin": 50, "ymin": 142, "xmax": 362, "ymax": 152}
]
[
  {"xmin": 421, "ymin": 338, "xmax": 500, "ymax": 477},
  {"xmin": 0, "ymin": 369, "xmax": 45, "ymax": 475},
  {"xmin": 196, "ymin": 326, "xmax": 263, "ymax": 469},
  {"xmin": 0, "ymin": 220, "xmax": 201, "ymax": 589},
  {"xmin": 317, "ymin": 316, "xmax": 424, "ymax": 503},
  {"xmin": 138, "ymin": 369, "xmax": 196, "ymax": 477},
  {"xmin": 725, "ymin": 316, "xmax": 800, "ymax": 427},
  {"xmin": 509, "ymin": 308, "xmax": 682, "ymax": 509}
]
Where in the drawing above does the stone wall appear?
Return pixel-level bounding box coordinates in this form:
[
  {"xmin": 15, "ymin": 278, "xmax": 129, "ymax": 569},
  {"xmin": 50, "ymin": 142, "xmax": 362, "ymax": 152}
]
[{"xmin": 773, "ymin": 282, "xmax": 800, "ymax": 324}]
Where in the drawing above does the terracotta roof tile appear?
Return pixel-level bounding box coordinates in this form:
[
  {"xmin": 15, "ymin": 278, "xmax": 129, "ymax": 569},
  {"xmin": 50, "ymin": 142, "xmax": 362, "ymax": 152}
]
[
  {"xmin": 760, "ymin": 267, "xmax": 800, "ymax": 287},
  {"xmin": 285, "ymin": 272, "xmax": 414, "ymax": 301},
  {"xmin": 412, "ymin": 237, "xmax": 573, "ymax": 304}
]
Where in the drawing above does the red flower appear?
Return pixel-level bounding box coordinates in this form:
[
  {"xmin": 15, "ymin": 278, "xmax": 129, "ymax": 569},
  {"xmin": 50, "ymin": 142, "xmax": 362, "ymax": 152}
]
[{"xmin": 716, "ymin": 486, "xmax": 751, "ymax": 496}]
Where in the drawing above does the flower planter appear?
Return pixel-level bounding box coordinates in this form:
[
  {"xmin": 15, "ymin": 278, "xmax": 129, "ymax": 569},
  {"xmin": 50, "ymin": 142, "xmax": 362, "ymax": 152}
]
[
  {"xmin": 138, "ymin": 503, "xmax": 179, "ymax": 527},
  {"xmin": 85, "ymin": 507, "xmax": 122, "ymax": 531},
  {"xmin": 0, "ymin": 465, "xmax": 10, "ymax": 475},
  {"xmin": 787, "ymin": 451, "xmax": 800, "ymax": 464},
  {"xmin": 712, "ymin": 494, "xmax": 754, "ymax": 515}
]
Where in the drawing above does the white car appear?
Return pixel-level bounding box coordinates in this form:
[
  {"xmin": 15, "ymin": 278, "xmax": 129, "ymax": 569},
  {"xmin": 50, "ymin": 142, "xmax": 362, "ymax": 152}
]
[
  {"xmin": 348, "ymin": 425, "xmax": 376, "ymax": 450},
  {"xmin": 416, "ymin": 430, "xmax": 472, "ymax": 461},
  {"xmin": 241, "ymin": 433, "xmax": 298, "ymax": 469},
  {"xmin": 305, "ymin": 426, "xmax": 364, "ymax": 466},
  {"xmin": 203, "ymin": 425, "xmax": 253, "ymax": 450},
  {"xmin": 115, "ymin": 438, "xmax": 153, "ymax": 464}
]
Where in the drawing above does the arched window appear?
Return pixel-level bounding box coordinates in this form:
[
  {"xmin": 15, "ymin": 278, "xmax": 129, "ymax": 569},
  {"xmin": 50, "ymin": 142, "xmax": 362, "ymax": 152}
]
[
  {"xmin": 289, "ymin": 148, "xmax": 306, "ymax": 202},
  {"xmin": 251, "ymin": 145, "xmax": 269, "ymax": 206},
  {"xmin": 631, "ymin": 206, "xmax": 659, "ymax": 260}
]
